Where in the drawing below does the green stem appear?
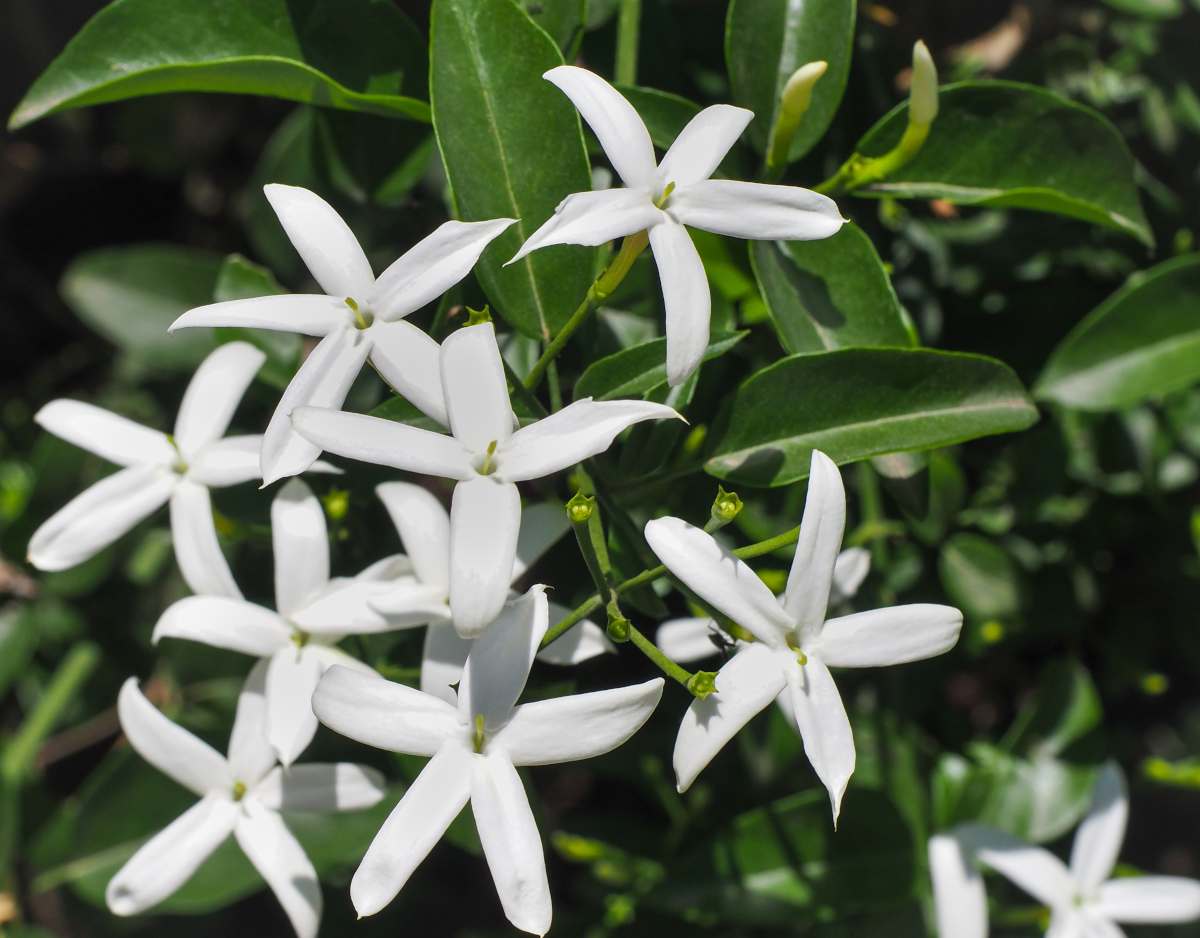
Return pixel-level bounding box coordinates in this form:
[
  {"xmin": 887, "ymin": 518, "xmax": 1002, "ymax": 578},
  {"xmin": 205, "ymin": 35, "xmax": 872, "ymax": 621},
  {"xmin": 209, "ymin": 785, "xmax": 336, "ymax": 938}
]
[
  {"xmin": 615, "ymin": 0, "xmax": 641, "ymax": 86},
  {"xmin": 628, "ymin": 624, "xmax": 693, "ymax": 687},
  {"xmin": 813, "ymin": 121, "xmax": 931, "ymax": 198}
]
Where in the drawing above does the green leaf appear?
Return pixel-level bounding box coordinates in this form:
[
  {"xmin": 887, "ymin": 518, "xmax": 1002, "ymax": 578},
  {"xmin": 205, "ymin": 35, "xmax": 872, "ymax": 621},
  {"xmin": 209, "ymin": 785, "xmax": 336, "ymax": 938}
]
[
  {"xmin": 213, "ymin": 254, "xmax": 284, "ymax": 302},
  {"xmin": 751, "ymin": 223, "xmax": 912, "ymax": 354},
  {"xmin": 725, "ymin": 0, "xmax": 856, "ymax": 161},
  {"xmin": 1101, "ymin": 0, "xmax": 1183, "ymax": 17},
  {"xmin": 705, "ymin": 348, "xmax": 1039, "ymax": 487},
  {"xmin": 575, "ymin": 332, "xmax": 747, "ymax": 401},
  {"xmin": 213, "ymin": 254, "xmax": 302, "ymax": 391},
  {"xmin": 431, "ymin": 0, "xmax": 595, "ymax": 338},
  {"xmin": 9, "ymin": 0, "xmax": 430, "ymax": 131},
  {"xmin": 851, "ymin": 81, "xmax": 1152, "ymax": 246},
  {"xmin": 1005, "ymin": 660, "xmax": 1102, "ymax": 760},
  {"xmin": 937, "ymin": 533, "xmax": 1023, "ymax": 623},
  {"xmin": 1035, "ymin": 255, "xmax": 1200, "ymax": 411},
  {"xmin": 616, "ymin": 85, "xmax": 699, "ymax": 149},
  {"xmin": 60, "ymin": 244, "xmax": 221, "ymax": 372},
  {"xmin": 520, "ymin": 0, "xmax": 588, "ymax": 53}
]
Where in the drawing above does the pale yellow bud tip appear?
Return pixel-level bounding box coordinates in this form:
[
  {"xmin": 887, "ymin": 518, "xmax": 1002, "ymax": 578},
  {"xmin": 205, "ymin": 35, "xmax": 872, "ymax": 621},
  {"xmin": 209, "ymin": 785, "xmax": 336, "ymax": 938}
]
[
  {"xmin": 910, "ymin": 40, "xmax": 938, "ymax": 126},
  {"xmin": 781, "ymin": 60, "xmax": 829, "ymax": 119}
]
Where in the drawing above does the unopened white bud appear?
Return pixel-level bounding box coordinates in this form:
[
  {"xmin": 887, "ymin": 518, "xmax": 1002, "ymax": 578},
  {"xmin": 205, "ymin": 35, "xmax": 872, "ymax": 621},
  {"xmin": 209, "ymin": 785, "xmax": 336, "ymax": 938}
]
[
  {"xmin": 781, "ymin": 60, "xmax": 828, "ymax": 120},
  {"xmin": 910, "ymin": 40, "xmax": 938, "ymax": 126}
]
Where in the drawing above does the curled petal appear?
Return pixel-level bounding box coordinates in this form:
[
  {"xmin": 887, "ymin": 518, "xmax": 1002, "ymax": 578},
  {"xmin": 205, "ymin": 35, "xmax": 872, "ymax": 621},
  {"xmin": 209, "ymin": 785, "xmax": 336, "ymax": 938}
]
[
  {"xmin": 35, "ymin": 400, "xmax": 173, "ymax": 467},
  {"xmin": 173, "ymin": 341, "xmax": 265, "ymax": 458},
  {"xmin": 264, "ymin": 184, "xmax": 374, "ymax": 299},
  {"xmin": 648, "ymin": 221, "xmax": 710, "ymax": 387},
  {"xmin": 669, "ymin": 179, "xmax": 844, "ymax": 241}
]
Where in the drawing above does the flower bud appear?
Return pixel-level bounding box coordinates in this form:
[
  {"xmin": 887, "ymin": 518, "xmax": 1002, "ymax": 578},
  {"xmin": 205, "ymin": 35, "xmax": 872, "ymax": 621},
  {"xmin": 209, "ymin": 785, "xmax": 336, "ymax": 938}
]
[
  {"xmin": 322, "ymin": 487, "xmax": 350, "ymax": 522},
  {"xmin": 710, "ymin": 485, "xmax": 743, "ymax": 526},
  {"xmin": 781, "ymin": 60, "xmax": 828, "ymax": 121},
  {"xmin": 687, "ymin": 670, "xmax": 718, "ymax": 700},
  {"xmin": 566, "ymin": 491, "xmax": 595, "ymax": 525},
  {"xmin": 606, "ymin": 611, "xmax": 631, "ymax": 643},
  {"xmin": 909, "ymin": 40, "xmax": 939, "ymax": 127}
]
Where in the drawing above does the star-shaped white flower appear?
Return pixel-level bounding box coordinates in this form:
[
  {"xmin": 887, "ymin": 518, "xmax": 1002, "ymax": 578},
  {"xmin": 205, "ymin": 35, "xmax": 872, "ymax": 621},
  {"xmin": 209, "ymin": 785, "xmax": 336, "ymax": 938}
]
[
  {"xmin": 508, "ymin": 65, "xmax": 845, "ymax": 386},
  {"xmin": 645, "ymin": 450, "xmax": 962, "ymax": 822},
  {"xmin": 929, "ymin": 763, "xmax": 1200, "ymax": 938},
  {"xmin": 311, "ymin": 585, "xmax": 664, "ymax": 936},
  {"xmin": 29, "ymin": 341, "xmax": 268, "ymax": 597},
  {"xmin": 291, "ymin": 319, "xmax": 680, "ymax": 637},
  {"xmin": 153, "ymin": 477, "xmax": 418, "ymax": 765},
  {"xmin": 106, "ymin": 667, "xmax": 385, "ymax": 938},
  {"xmin": 171, "ymin": 184, "xmax": 515, "ymax": 485}
]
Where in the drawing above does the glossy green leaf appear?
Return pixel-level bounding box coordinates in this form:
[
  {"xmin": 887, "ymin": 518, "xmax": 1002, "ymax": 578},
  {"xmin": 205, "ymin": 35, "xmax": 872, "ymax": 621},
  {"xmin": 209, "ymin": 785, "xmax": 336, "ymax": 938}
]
[
  {"xmin": 751, "ymin": 223, "xmax": 912, "ymax": 354},
  {"xmin": 431, "ymin": 0, "xmax": 595, "ymax": 339},
  {"xmin": 937, "ymin": 533, "xmax": 1023, "ymax": 622},
  {"xmin": 852, "ymin": 81, "xmax": 1152, "ymax": 246},
  {"xmin": 213, "ymin": 254, "xmax": 302, "ymax": 391},
  {"xmin": 1035, "ymin": 255, "xmax": 1200, "ymax": 411},
  {"xmin": 725, "ymin": 0, "xmax": 855, "ymax": 161},
  {"xmin": 705, "ymin": 348, "xmax": 1039, "ymax": 487},
  {"xmin": 617, "ymin": 85, "xmax": 699, "ymax": 149},
  {"xmin": 1006, "ymin": 660, "xmax": 1102, "ymax": 760},
  {"xmin": 10, "ymin": 0, "xmax": 429, "ymax": 130},
  {"xmin": 575, "ymin": 332, "xmax": 747, "ymax": 401},
  {"xmin": 520, "ymin": 0, "xmax": 588, "ymax": 53}
]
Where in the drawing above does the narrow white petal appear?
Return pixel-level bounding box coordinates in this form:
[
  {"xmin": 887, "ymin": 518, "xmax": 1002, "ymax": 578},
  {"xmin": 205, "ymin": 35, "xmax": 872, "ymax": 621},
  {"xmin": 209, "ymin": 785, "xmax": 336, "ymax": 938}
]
[
  {"xmin": 312, "ymin": 665, "xmax": 462, "ymax": 756},
  {"xmin": 35, "ymin": 400, "xmax": 174, "ymax": 467},
  {"xmin": 367, "ymin": 318, "xmax": 449, "ymax": 426},
  {"xmin": 116, "ymin": 678, "xmax": 231, "ymax": 796},
  {"xmin": 644, "ymin": 516, "xmax": 792, "ymax": 647},
  {"xmin": 373, "ymin": 218, "xmax": 517, "ymax": 320},
  {"xmin": 173, "ymin": 341, "xmax": 265, "ymax": 457},
  {"xmin": 670, "ymin": 179, "xmax": 844, "ymax": 241},
  {"xmin": 785, "ymin": 655, "xmax": 855, "ymax": 825},
  {"xmin": 291, "ymin": 408, "xmax": 474, "ymax": 480},
  {"xmin": 648, "ymin": 221, "xmax": 710, "ymax": 387},
  {"xmin": 154, "ymin": 596, "xmax": 290, "ymax": 656},
  {"xmin": 928, "ymin": 832, "xmax": 988, "ymax": 938},
  {"xmin": 227, "ymin": 659, "xmax": 277, "ymax": 788},
  {"xmin": 495, "ymin": 679, "xmax": 663, "ymax": 765},
  {"xmin": 830, "ymin": 546, "xmax": 871, "ymax": 603},
  {"xmin": 963, "ymin": 824, "xmax": 1076, "ymax": 909},
  {"xmin": 420, "ymin": 622, "xmax": 471, "ymax": 705},
  {"xmin": 170, "ymin": 480, "xmax": 241, "ymax": 599},
  {"xmin": 535, "ymin": 608, "xmax": 614, "ymax": 666},
  {"xmin": 28, "ymin": 467, "xmax": 174, "ymax": 571},
  {"xmin": 106, "ymin": 795, "xmax": 237, "ymax": 916},
  {"xmin": 266, "ymin": 647, "xmax": 324, "ymax": 766},
  {"xmin": 449, "ymin": 478, "xmax": 522, "ymax": 638},
  {"xmin": 235, "ymin": 800, "xmax": 322, "ymax": 938},
  {"xmin": 673, "ymin": 643, "xmax": 787, "ymax": 792},
  {"xmin": 252, "ymin": 763, "xmax": 387, "ymax": 813},
  {"xmin": 170, "ymin": 294, "xmax": 348, "ymax": 337},
  {"xmin": 784, "ymin": 450, "xmax": 846, "ymax": 639},
  {"xmin": 441, "ymin": 321, "xmax": 514, "ymax": 453},
  {"xmin": 543, "ymin": 66, "xmax": 656, "ymax": 189},
  {"xmin": 1096, "ymin": 876, "xmax": 1200, "ymax": 923},
  {"xmin": 271, "ymin": 478, "xmax": 329, "ymax": 616},
  {"xmin": 1070, "ymin": 762, "xmax": 1129, "ymax": 893},
  {"xmin": 656, "ymin": 104, "xmax": 754, "ymax": 188},
  {"xmin": 364, "ymin": 579, "xmax": 452, "ymax": 629},
  {"xmin": 498, "ymin": 398, "xmax": 680, "ymax": 483},
  {"xmin": 262, "ymin": 327, "xmax": 372, "ymax": 486},
  {"xmin": 511, "ymin": 502, "xmax": 570, "ymax": 581},
  {"xmin": 457, "ymin": 585, "xmax": 548, "ymax": 728},
  {"xmin": 264, "ymin": 184, "xmax": 374, "ymax": 299},
  {"xmin": 351, "ymin": 743, "xmax": 473, "ymax": 917},
  {"xmin": 1080, "ymin": 918, "xmax": 1126, "ymax": 938},
  {"xmin": 506, "ymin": 188, "xmax": 661, "ymax": 265},
  {"xmin": 655, "ymin": 617, "xmax": 728, "ymax": 663},
  {"xmin": 814, "ymin": 604, "xmax": 962, "ymax": 668},
  {"xmin": 471, "ymin": 753, "xmax": 552, "ymax": 936},
  {"xmin": 295, "ymin": 573, "xmax": 435, "ymax": 635},
  {"xmin": 187, "ymin": 435, "xmax": 263, "ymax": 487},
  {"xmin": 376, "ymin": 481, "xmax": 451, "ymax": 591}
]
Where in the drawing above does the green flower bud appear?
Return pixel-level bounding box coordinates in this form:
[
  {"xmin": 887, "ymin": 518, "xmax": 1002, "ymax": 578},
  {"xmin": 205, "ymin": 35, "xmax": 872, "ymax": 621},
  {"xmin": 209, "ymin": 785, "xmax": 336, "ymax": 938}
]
[
  {"xmin": 687, "ymin": 670, "xmax": 718, "ymax": 700},
  {"xmin": 980, "ymin": 620, "xmax": 1005, "ymax": 644},
  {"xmin": 606, "ymin": 612, "xmax": 632, "ymax": 643},
  {"xmin": 711, "ymin": 485, "xmax": 743, "ymax": 525},
  {"xmin": 322, "ymin": 487, "xmax": 350, "ymax": 522},
  {"xmin": 1140, "ymin": 672, "xmax": 1169, "ymax": 696},
  {"xmin": 781, "ymin": 60, "xmax": 828, "ymax": 121},
  {"xmin": 909, "ymin": 40, "xmax": 939, "ymax": 127},
  {"xmin": 566, "ymin": 491, "xmax": 595, "ymax": 525}
]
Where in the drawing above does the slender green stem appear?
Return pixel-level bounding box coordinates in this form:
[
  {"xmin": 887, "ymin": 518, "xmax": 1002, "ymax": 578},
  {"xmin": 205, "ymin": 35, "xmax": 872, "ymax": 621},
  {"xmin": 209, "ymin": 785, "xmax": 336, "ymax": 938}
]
[
  {"xmin": 813, "ymin": 121, "xmax": 931, "ymax": 198},
  {"xmin": 547, "ymin": 360, "xmax": 564, "ymax": 413},
  {"xmin": 504, "ymin": 359, "xmax": 547, "ymax": 419},
  {"xmin": 615, "ymin": 0, "xmax": 641, "ymax": 86},
  {"xmin": 628, "ymin": 625, "xmax": 693, "ymax": 687}
]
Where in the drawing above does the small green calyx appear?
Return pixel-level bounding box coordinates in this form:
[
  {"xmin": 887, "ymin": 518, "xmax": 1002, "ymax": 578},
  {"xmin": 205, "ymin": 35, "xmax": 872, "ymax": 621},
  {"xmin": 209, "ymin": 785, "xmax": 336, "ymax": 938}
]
[
  {"xmin": 232, "ymin": 781, "xmax": 247, "ymax": 801},
  {"xmin": 606, "ymin": 612, "xmax": 632, "ymax": 643},
  {"xmin": 654, "ymin": 181, "xmax": 676, "ymax": 209},
  {"xmin": 478, "ymin": 440, "xmax": 499, "ymax": 476},
  {"xmin": 473, "ymin": 713, "xmax": 486, "ymax": 753},
  {"xmin": 708, "ymin": 485, "xmax": 743, "ymax": 529},
  {"xmin": 687, "ymin": 670, "xmax": 718, "ymax": 700},
  {"xmin": 466, "ymin": 305, "xmax": 492, "ymax": 326},
  {"xmin": 566, "ymin": 491, "xmax": 595, "ymax": 525}
]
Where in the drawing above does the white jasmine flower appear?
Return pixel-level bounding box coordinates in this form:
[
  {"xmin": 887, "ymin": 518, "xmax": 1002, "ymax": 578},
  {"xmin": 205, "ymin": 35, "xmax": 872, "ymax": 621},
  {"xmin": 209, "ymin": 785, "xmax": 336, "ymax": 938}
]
[
  {"xmin": 170, "ymin": 184, "xmax": 515, "ymax": 485},
  {"xmin": 370, "ymin": 482, "xmax": 614, "ymax": 702},
  {"xmin": 291, "ymin": 320, "xmax": 680, "ymax": 637},
  {"xmin": 29, "ymin": 341, "xmax": 267, "ymax": 597},
  {"xmin": 645, "ymin": 450, "xmax": 962, "ymax": 822},
  {"xmin": 106, "ymin": 667, "xmax": 385, "ymax": 938},
  {"xmin": 508, "ymin": 65, "xmax": 845, "ymax": 385},
  {"xmin": 153, "ymin": 478, "xmax": 427, "ymax": 765},
  {"xmin": 311, "ymin": 585, "xmax": 664, "ymax": 936},
  {"xmin": 929, "ymin": 763, "xmax": 1200, "ymax": 938}
]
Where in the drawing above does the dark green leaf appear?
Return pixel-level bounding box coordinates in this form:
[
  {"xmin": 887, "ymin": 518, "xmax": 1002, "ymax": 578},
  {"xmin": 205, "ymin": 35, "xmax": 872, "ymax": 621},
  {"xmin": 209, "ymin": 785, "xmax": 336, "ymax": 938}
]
[
  {"xmin": 1101, "ymin": 0, "xmax": 1183, "ymax": 17},
  {"xmin": 937, "ymin": 533, "xmax": 1023, "ymax": 622},
  {"xmin": 1005, "ymin": 660, "xmax": 1102, "ymax": 760},
  {"xmin": 575, "ymin": 332, "xmax": 747, "ymax": 401},
  {"xmin": 520, "ymin": 0, "xmax": 587, "ymax": 53},
  {"xmin": 213, "ymin": 254, "xmax": 302, "ymax": 391}
]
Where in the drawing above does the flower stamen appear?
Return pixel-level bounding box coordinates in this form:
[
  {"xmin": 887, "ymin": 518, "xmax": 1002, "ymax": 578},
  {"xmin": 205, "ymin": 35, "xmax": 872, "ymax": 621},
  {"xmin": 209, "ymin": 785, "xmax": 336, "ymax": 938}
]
[{"xmin": 473, "ymin": 713, "xmax": 486, "ymax": 754}]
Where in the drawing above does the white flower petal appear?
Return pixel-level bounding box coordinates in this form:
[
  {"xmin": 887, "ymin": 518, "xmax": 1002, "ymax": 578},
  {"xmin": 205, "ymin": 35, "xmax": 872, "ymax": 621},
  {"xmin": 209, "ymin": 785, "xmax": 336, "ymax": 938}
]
[
  {"xmin": 227, "ymin": 659, "xmax": 277, "ymax": 788},
  {"xmin": 266, "ymin": 646, "xmax": 325, "ymax": 766},
  {"xmin": 1080, "ymin": 917, "xmax": 1126, "ymax": 938},
  {"xmin": 170, "ymin": 294, "xmax": 348, "ymax": 337},
  {"xmin": 1096, "ymin": 876, "xmax": 1200, "ymax": 923},
  {"xmin": 471, "ymin": 753, "xmax": 552, "ymax": 936},
  {"xmin": 814, "ymin": 604, "xmax": 962, "ymax": 668},
  {"xmin": 673, "ymin": 642, "xmax": 787, "ymax": 792},
  {"xmin": 494, "ymin": 678, "xmax": 663, "ymax": 766},
  {"xmin": 458, "ymin": 585, "xmax": 548, "ymax": 728},
  {"xmin": 252, "ymin": 762, "xmax": 387, "ymax": 813},
  {"xmin": 365, "ymin": 579, "xmax": 452, "ymax": 629},
  {"xmin": 499, "ymin": 398, "xmax": 680, "ymax": 483},
  {"xmin": 376, "ymin": 481, "xmax": 451, "ymax": 591},
  {"xmin": 173, "ymin": 341, "xmax": 265, "ymax": 458},
  {"xmin": 655, "ymin": 617, "xmax": 727, "ymax": 663},
  {"xmin": 928, "ymin": 832, "xmax": 988, "ymax": 938},
  {"xmin": 312, "ymin": 665, "xmax": 461, "ymax": 756},
  {"xmin": 187, "ymin": 435, "xmax": 263, "ymax": 487},
  {"xmin": 1070, "ymin": 762, "xmax": 1129, "ymax": 893},
  {"xmin": 153, "ymin": 596, "xmax": 290, "ymax": 657},
  {"xmin": 170, "ymin": 480, "xmax": 241, "ymax": 599},
  {"xmin": 964, "ymin": 824, "xmax": 1076, "ymax": 909},
  {"xmin": 441, "ymin": 321, "xmax": 514, "ymax": 453},
  {"xmin": 264, "ymin": 184, "xmax": 374, "ymax": 299},
  {"xmin": 373, "ymin": 218, "xmax": 517, "ymax": 320},
  {"xmin": 295, "ymin": 573, "xmax": 433, "ymax": 635},
  {"xmin": 506, "ymin": 188, "xmax": 661, "ymax": 265},
  {"xmin": 291, "ymin": 407, "xmax": 474, "ymax": 480},
  {"xmin": 235, "ymin": 800, "xmax": 322, "ymax": 938},
  {"xmin": 35, "ymin": 400, "xmax": 174, "ymax": 468},
  {"xmin": 670, "ymin": 179, "xmax": 844, "ymax": 241},
  {"xmin": 351, "ymin": 743, "xmax": 473, "ymax": 917},
  {"xmin": 116, "ymin": 678, "xmax": 231, "ymax": 796},
  {"xmin": 543, "ymin": 66, "xmax": 657, "ymax": 189},
  {"xmin": 830, "ymin": 546, "xmax": 871, "ymax": 604},
  {"xmin": 367, "ymin": 318, "xmax": 449, "ymax": 426},
  {"xmin": 648, "ymin": 221, "xmax": 710, "ymax": 387},
  {"xmin": 535, "ymin": 608, "xmax": 614, "ymax": 665},
  {"xmin": 262, "ymin": 327, "xmax": 372, "ymax": 486},
  {"xmin": 785, "ymin": 655, "xmax": 855, "ymax": 825},
  {"xmin": 106, "ymin": 794, "xmax": 238, "ymax": 916},
  {"xmin": 420, "ymin": 623, "xmax": 471, "ymax": 705},
  {"xmin": 644, "ymin": 516, "xmax": 792, "ymax": 647},
  {"xmin": 784, "ymin": 450, "xmax": 846, "ymax": 639},
  {"xmin": 511, "ymin": 502, "xmax": 570, "ymax": 582},
  {"xmin": 656, "ymin": 104, "xmax": 754, "ymax": 188},
  {"xmin": 449, "ymin": 478, "xmax": 522, "ymax": 638},
  {"xmin": 271, "ymin": 478, "xmax": 329, "ymax": 617}
]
